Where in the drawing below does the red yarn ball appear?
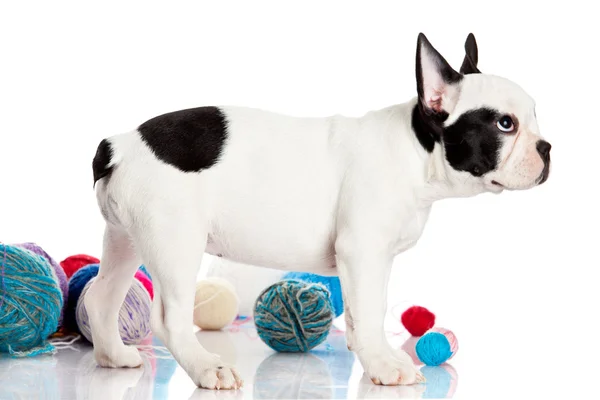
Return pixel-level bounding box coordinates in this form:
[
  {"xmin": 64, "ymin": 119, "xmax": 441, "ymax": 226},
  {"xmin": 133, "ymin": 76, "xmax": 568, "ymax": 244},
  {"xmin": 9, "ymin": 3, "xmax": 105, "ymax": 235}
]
[
  {"xmin": 60, "ymin": 254, "xmax": 100, "ymax": 279},
  {"xmin": 401, "ymin": 306, "xmax": 436, "ymax": 337},
  {"xmin": 134, "ymin": 270, "xmax": 154, "ymax": 300}
]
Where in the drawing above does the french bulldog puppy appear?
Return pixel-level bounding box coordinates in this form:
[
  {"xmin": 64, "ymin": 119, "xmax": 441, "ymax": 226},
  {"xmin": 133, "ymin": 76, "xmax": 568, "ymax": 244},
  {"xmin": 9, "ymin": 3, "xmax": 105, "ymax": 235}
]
[{"xmin": 87, "ymin": 33, "xmax": 550, "ymax": 389}]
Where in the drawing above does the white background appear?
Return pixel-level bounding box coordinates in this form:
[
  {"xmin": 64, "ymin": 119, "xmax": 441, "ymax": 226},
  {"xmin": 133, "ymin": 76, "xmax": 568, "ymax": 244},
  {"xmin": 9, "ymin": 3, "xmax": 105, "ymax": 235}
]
[{"xmin": 1, "ymin": 1, "xmax": 599, "ymax": 399}]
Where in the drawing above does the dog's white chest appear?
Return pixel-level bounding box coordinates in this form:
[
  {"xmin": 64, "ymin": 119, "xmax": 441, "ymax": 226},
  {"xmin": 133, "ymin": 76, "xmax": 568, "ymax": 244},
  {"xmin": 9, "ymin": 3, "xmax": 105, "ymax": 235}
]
[{"xmin": 392, "ymin": 206, "xmax": 431, "ymax": 254}]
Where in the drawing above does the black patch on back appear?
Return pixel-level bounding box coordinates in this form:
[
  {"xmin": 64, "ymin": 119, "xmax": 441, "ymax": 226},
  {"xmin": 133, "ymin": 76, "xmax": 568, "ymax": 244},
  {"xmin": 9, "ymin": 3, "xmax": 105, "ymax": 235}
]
[
  {"xmin": 138, "ymin": 106, "xmax": 228, "ymax": 172},
  {"xmin": 92, "ymin": 139, "xmax": 114, "ymax": 187},
  {"xmin": 443, "ymin": 108, "xmax": 502, "ymax": 177}
]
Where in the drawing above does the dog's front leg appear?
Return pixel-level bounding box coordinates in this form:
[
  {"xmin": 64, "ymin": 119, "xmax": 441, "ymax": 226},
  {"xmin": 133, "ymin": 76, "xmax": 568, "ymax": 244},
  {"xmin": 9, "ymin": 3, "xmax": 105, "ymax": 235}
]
[{"xmin": 336, "ymin": 249, "xmax": 424, "ymax": 386}]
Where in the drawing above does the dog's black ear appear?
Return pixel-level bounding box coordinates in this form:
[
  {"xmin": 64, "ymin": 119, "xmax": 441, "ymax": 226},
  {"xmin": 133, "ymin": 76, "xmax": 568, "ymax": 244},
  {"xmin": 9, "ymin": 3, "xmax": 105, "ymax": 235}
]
[
  {"xmin": 460, "ymin": 33, "xmax": 481, "ymax": 75},
  {"xmin": 416, "ymin": 33, "xmax": 462, "ymax": 114}
]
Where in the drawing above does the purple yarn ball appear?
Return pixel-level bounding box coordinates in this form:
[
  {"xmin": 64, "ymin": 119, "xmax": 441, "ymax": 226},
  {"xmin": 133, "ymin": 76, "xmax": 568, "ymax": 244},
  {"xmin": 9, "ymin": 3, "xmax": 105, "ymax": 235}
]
[{"xmin": 14, "ymin": 242, "xmax": 68, "ymax": 327}]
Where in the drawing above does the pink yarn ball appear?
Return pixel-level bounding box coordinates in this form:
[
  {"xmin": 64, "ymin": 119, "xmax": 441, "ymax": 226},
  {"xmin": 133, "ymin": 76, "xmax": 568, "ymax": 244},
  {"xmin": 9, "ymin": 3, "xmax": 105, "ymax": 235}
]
[
  {"xmin": 134, "ymin": 270, "xmax": 153, "ymax": 300},
  {"xmin": 428, "ymin": 327, "xmax": 459, "ymax": 358},
  {"xmin": 400, "ymin": 335, "xmax": 421, "ymax": 365}
]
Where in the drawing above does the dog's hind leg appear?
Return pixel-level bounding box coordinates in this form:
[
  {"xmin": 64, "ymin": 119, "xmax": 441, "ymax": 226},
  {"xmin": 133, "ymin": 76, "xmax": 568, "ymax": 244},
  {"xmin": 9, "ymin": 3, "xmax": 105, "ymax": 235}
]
[
  {"xmin": 132, "ymin": 207, "xmax": 243, "ymax": 390},
  {"xmin": 85, "ymin": 224, "xmax": 143, "ymax": 368}
]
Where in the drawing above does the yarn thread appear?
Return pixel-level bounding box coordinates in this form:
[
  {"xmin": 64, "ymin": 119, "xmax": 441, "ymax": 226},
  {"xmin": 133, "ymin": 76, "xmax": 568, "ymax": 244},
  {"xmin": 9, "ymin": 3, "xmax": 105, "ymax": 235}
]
[
  {"xmin": 254, "ymin": 280, "xmax": 334, "ymax": 352},
  {"xmin": 0, "ymin": 244, "xmax": 62, "ymax": 357}
]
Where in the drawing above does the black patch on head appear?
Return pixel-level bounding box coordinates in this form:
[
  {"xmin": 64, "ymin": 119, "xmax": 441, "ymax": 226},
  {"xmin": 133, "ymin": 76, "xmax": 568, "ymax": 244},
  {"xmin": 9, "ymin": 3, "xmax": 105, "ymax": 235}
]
[
  {"xmin": 411, "ymin": 104, "xmax": 445, "ymax": 153},
  {"xmin": 443, "ymin": 108, "xmax": 502, "ymax": 176},
  {"xmin": 413, "ymin": 34, "xmax": 463, "ymax": 153},
  {"xmin": 92, "ymin": 139, "xmax": 114, "ymax": 187},
  {"xmin": 138, "ymin": 106, "xmax": 228, "ymax": 172}
]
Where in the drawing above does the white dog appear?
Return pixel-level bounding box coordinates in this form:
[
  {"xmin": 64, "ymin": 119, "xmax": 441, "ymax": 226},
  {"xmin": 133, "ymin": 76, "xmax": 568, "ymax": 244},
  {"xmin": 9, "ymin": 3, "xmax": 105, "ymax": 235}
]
[{"xmin": 87, "ymin": 33, "xmax": 551, "ymax": 389}]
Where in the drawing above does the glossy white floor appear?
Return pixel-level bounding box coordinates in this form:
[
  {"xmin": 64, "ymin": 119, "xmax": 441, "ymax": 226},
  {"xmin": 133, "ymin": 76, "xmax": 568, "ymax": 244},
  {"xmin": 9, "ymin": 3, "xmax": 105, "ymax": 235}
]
[{"xmin": 0, "ymin": 321, "xmax": 458, "ymax": 400}]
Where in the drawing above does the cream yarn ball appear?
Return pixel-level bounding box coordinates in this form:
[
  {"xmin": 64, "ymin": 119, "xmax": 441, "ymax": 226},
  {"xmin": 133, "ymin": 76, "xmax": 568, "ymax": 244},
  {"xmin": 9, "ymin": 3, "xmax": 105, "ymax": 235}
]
[
  {"xmin": 193, "ymin": 277, "xmax": 239, "ymax": 330},
  {"xmin": 206, "ymin": 258, "xmax": 286, "ymax": 317}
]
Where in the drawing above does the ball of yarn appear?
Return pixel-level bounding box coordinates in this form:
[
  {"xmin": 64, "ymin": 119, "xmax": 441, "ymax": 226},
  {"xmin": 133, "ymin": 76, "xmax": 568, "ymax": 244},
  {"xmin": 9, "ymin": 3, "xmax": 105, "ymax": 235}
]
[
  {"xmin": 206, "ymin": 258, "xmax": 286, "ymax": 317},
  {"xmin": 66, "ymin": 264, "xmax": 153, "ymax": 343},
  {"xmin": 13, "ymin": 242, "xmax": 68, "ymax": 327},
  {"xmin": 65, "ymin": 264, "xmax": 100, "ymax": 332},
  {"xmin": 193, "ymin": 277, "xmax": 239, "ymax": 330},
  {"xmin": 0, "ymin": 244, "xmax": 62, "ymax": 357},
  {"xmin": 282, "ymin": 272, "xmax": 344, "ymax": 317},
  {"xmin": 76, "ymin": 277, "xmax": 152, "ymax": 344},
  {"xmin": 429, "ymin": 327, "xmax": 458, "ymax": 358},
  {"xmin": 415, "ymin": 329, "xmax": 458, "ymax": 366},
  {"xmin": 60, "ymin": 254, "xmax": 100, "ymax": 279},
  {"xmin": 254, "ymin": 280, "xmax": 334, "ymax": 352},
  {"xmin": 401, "ymin": 305, "xmax": 436, "ymax": 336}
]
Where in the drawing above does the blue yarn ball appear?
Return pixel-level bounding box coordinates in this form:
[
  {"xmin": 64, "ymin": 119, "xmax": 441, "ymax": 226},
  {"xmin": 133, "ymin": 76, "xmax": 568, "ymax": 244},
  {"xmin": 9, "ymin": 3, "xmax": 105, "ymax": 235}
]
[
  {"xmin": 415, "ymin": 332, "xmax": 453, "ymax": 366},
  {"xmin": 282, "ymin": 272, "xmax": 344, "ymax": 317},
  {"xmin": 0, "ymin": 244, "xmax": 62, "ymax": 357},
  {"xmin": 65, "ymin": 264, "xmax": 100, "ymax": 332},
  {"xmin": 254, "ymin": 280, "xmax": 334, "ymax": 352}
]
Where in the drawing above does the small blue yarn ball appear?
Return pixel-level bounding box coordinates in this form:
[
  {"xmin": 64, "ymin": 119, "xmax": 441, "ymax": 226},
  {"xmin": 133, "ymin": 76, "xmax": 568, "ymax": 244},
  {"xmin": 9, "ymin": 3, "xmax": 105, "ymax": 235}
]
[
  {"xmin": 0, "ymin": 244, "xmax": 62, "ymax": 356},
  {"xmin": 415, "ymin": 332, "xmax": 453, "ymax": 366},
  {"xmin": 254, "ymin": 280, "xmax": 334, "ymax": 352},
  {"xmin": 282, "ymin": 272, "xmax": 344, "ymax": 317}
]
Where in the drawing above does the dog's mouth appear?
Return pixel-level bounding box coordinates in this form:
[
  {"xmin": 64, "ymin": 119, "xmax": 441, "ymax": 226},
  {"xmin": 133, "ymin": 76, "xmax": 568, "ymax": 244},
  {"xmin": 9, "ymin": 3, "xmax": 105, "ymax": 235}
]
[{"xmin": 491, "ymin": 180, "xmax": 504, "ymax": 187}]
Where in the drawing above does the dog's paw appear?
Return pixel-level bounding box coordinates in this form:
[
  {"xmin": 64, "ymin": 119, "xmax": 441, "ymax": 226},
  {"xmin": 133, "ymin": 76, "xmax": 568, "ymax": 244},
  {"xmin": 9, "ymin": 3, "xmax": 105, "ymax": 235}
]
[
  {"xmin": 194, "ymin": 365, "xmax": 243, "ymax": 390},
  {"xmin": 361, "ymin": 352, "xmax": 424, "ymax": 386},
  {"xmin": 94, "ymin": 345, "xmax": 143, "ymax": 368}
]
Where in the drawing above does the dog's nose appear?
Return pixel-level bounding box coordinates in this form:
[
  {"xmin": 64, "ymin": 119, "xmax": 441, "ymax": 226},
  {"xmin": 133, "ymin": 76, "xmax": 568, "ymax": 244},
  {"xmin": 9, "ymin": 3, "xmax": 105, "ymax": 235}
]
[{"xmin": 536, "ymin": 140, "xmax": 552, "ymax": 159}]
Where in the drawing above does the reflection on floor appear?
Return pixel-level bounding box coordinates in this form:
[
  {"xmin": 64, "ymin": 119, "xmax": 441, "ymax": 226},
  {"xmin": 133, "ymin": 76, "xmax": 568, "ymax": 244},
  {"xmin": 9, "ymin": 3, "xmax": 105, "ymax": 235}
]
[{"xmin": 0, "ymin": 322, "xmax": 458, "ymax": 399}]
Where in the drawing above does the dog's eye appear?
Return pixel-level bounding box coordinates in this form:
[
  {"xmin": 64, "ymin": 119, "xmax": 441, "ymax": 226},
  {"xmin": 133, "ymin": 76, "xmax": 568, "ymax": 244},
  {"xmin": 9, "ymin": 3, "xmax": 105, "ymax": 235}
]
[{"xmin": 497, "ymin": 116, "xmax": 515, "ymax": 133}]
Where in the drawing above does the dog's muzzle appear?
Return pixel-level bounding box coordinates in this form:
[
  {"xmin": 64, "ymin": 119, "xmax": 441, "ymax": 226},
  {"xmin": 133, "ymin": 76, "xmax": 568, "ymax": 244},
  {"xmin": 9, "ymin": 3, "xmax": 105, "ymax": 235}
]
[{"xmin": 536, "ymin": 140, "xmax": 551, "ymax": 185}]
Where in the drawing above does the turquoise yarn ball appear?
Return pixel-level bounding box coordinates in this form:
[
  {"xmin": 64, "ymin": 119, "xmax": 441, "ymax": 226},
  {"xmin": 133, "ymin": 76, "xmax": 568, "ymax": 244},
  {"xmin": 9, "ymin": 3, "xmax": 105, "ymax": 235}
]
[
  {"xmin": 0, "ymin": 244, "xmax": 62, "ymax": 357},
  {"xmin": 254, "ymin": 280, "xmax": 334, "ymax": 352},
  {"xmin": 415, "ymin": 332, "xmax": 453, "ymax": 366},
  {"xmin": 282, "ymin": 272, "xmax": 344, "ymax": 317}
]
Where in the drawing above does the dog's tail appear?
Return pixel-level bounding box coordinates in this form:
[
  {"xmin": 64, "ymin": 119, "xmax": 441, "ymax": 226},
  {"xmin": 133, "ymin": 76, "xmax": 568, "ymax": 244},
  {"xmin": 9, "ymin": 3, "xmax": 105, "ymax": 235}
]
[{"xmin": 92, "ymin": 138, "xmax": 117, "ymax": 188}]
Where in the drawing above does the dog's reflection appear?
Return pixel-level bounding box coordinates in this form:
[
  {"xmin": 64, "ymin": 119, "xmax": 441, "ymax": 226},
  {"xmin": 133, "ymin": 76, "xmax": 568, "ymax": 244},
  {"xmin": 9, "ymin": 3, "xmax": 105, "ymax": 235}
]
[
  {"xmin": 188, "ymin": 387, "xmax": 245, "ymax": 400},
  {"xmin": 357, "ymin": 375, "xmax": 427, "ymax": 399},
  {"xmin": 75, "ymin": 350, "xmax": 153, "ymax": 400},
  {"xmin": 253, "ymin": 352, "xmax": 334, "ymax": 399},
  {"xmin": 357, "ymin": 363, "xmax": 459, "ymax": 399}
]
